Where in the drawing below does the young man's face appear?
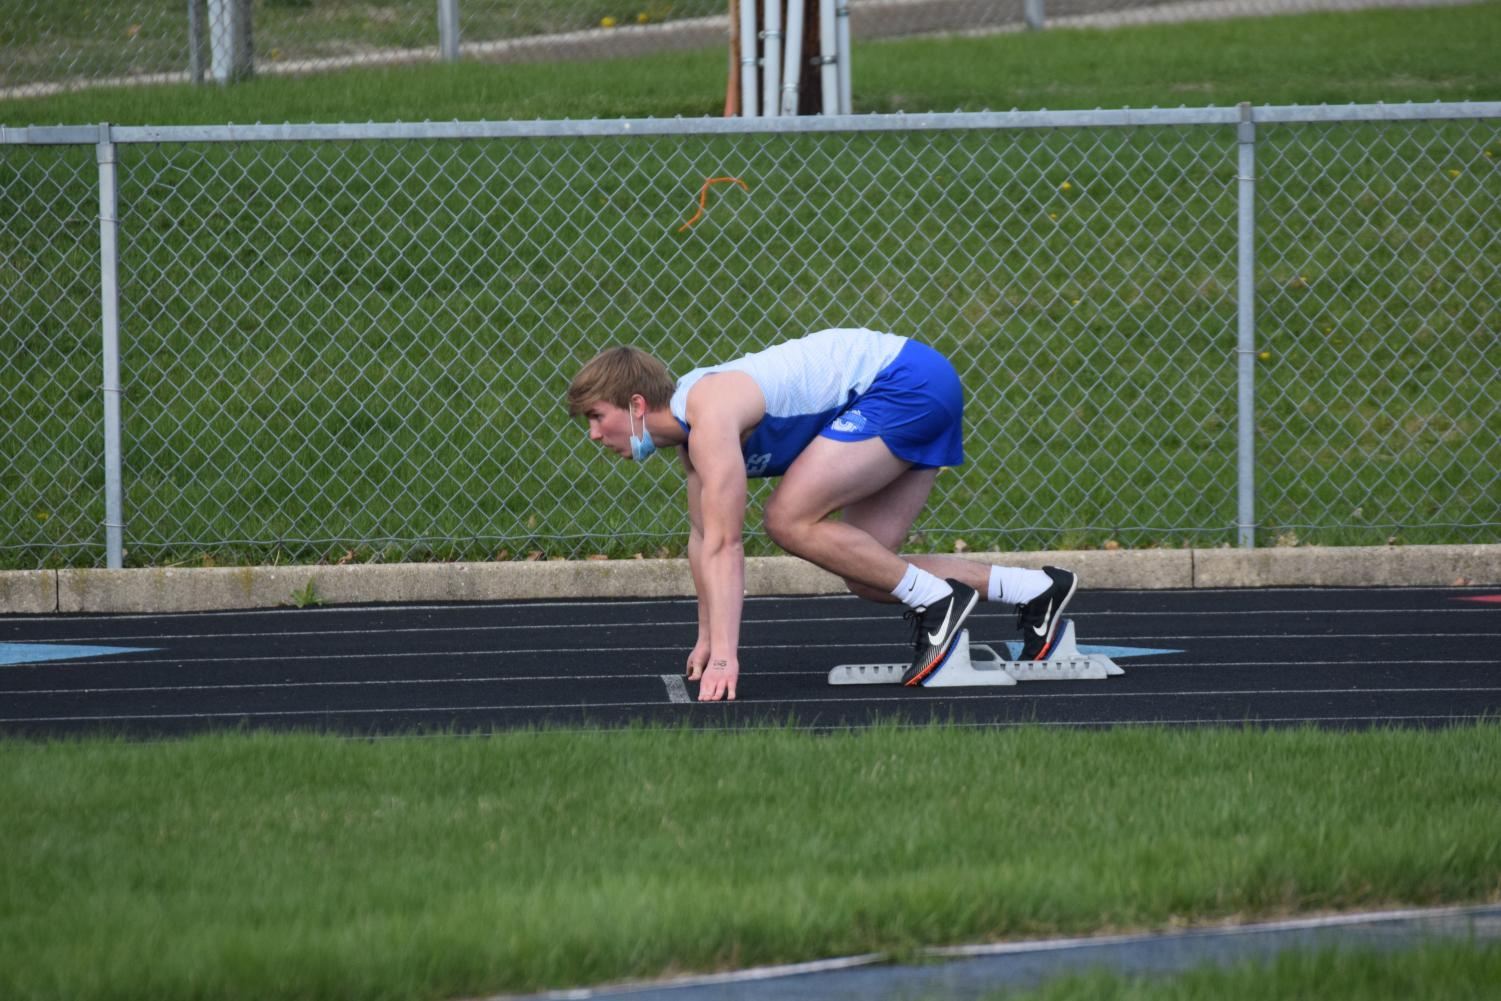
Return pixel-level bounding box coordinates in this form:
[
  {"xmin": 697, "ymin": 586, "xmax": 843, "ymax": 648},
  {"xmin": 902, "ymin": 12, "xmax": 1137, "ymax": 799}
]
[{"xmin": 582, "ymin": 398, "xmax": 638, "ymax": 459}]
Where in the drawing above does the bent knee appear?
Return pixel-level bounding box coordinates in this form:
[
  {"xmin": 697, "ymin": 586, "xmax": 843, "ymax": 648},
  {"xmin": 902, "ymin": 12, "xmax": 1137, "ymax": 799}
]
[{"xmin": 762, "ymin": 499, "xmax": 812, "ymax": 554}]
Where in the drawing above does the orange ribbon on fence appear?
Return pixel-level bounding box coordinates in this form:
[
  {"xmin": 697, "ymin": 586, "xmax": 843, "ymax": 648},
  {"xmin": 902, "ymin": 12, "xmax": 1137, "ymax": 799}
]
[{"xmin": 677, "ymin": 176, "xmax": 749, "ymax": 233}]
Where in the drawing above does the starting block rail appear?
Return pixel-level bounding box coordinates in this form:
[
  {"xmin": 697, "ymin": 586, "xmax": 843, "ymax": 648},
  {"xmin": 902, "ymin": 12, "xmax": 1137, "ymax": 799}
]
[{"xmin": 828, "ymin": 619, "xmax": 1123, "ymax": 688}]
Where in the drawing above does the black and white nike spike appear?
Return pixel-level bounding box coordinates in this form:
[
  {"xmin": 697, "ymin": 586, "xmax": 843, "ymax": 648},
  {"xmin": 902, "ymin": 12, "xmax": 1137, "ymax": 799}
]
[
  {"xmin": 1017, "ymin": 566, "xmax": 1078, "ymax": 660},
  {"xmin": 901, "ymin": 580, "xmax": 980, "ymax": 686}
]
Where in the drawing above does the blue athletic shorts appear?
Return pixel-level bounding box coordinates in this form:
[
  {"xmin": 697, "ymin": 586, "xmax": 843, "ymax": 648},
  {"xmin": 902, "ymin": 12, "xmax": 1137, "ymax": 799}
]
[{"xmin": 819, "ymin": 339, "xmax": 965, "ymax": 469}]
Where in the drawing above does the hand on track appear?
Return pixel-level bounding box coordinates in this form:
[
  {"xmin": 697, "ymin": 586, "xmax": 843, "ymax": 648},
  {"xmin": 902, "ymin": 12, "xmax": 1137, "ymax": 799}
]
[{"xmin": 697, "ymin": 654, "xmax": 738, "ymax": 702}]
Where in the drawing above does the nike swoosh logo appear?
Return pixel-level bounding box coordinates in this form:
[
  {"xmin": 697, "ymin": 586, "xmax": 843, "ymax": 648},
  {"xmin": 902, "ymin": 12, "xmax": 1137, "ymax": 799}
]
[
  {"xmin": 1031, "ymin": 600, "xmax": 1053, "ymax": 636},
  {"xmin": 926, "ymin": 603, "xmax": 954, "ymax": 645}
]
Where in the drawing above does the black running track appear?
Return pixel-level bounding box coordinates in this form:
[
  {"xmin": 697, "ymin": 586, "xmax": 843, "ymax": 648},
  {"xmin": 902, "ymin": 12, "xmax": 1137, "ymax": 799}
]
[{"xmin": 2, "ymin": 587, "xmax": 1498, "ymax": 739}]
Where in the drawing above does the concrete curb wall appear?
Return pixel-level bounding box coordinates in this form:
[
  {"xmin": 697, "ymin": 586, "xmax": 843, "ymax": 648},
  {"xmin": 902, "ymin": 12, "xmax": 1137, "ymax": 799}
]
[
  {"xmin": 1193, "ymin": 544, "xmax": 1501, "ymax": 588},
  {"xmin": 3, "ymin": 544, "xmax": 1497, "ymax": 615},
  {"xmin": 0, "ymin": 570, "xmax": 58, "ymax": 615}
]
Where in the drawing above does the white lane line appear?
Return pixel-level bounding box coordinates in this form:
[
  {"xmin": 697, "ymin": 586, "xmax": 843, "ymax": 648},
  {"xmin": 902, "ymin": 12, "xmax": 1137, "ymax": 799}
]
[
  {"xmin": 4, "ymin": 702, "xmax": 1493, "ymax": 726},
  {"xmin": 7, "ymin": 688, "xmax": 1500, "ymax": 724},
  {"xmin": 927, "ymin": 904, "xmax": 1501, "ymax": 959},
  {"xmin": 10, "ymin": 622, "xmax": 688, "ymax": 644},
  {"xmin": 1, "ymin": 584, "xmax": 1489, "ymax": 625},
  {"xmin": 11, "ymin": 636, "xmax": 1498, "ymax": 671},
  {"xmin": 738, "ymin": 714, "xmax": 1498, "ymax": 731},
  {"xmin": 3, "ymin": 644, "xmax": 860, "ymax": 669},
  {"xmin": 4, "ymin": 643, "xmax": 880, "ymax": 670},
  {"xmin": 8, "ymin": 678, "xmax": 1501, "ymax": 699},
  {"xmin": 12, "ymin": 675, "xmax": 678, "ymax": 695},
  {"xmin": 0, "ymin": 702, "xmax": 684, "ymax": 723},
  {"xmin": 345, "ymin": 712, "xmax": 1500, "ymax": 742},
  {"xmin": 661, "ymin": 675, "xmax": 690, "ymax": 703},
  {"xmin": 0, "ymin": 593, "xmax": 858, "ymax": 627},
  {"xmin": 1100, "ymin": 632, "xmax": 1501, "ymax": 641},
  {"xmin": 1106, "ymin": 658, "xmax": 1499, "ymax": 668},
  {"xmin": 9, "ymin": 606, "xmax": 1495, "ymax": 645},
  {"xmin": 511, "ymin": 952, "xmax": 888, "ymax": 998},
  {"xmin": 0, "ymin": 597, "xmax": 698, "ymax": 624},
  {"xmin": 483, "ymin": 902, "xmax": 1501, "ymax": 998}
]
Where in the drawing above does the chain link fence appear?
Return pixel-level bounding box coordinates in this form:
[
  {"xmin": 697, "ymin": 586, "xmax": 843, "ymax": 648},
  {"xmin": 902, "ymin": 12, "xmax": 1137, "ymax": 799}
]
[
  {"xmin": 2, "ymin": 0, "xmax": 1477, "ymax": 99},
  {"xmin": 2, "ymin": 104, "xmax": 1498, "ymax": 569}
]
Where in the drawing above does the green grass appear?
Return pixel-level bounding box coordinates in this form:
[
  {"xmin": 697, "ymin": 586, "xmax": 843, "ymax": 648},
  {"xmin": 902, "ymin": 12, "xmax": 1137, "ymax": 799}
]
[
  {"xmin": 2, "ymin": 6, "xmax": 1499, "ymax": 569},
  {"xmin": 2, "ymin": 0, "xmax": 718, "ymax": 90},
  {"xmin": 2, "ymin": 723, "xmax": 1499, "ymax": 1000},
  {"xmin": 7, "ymin": 5, "xmax": 1501, "ymax": 124},
  {"xmin": 989, "ymin": 940, "xmax": 1501, "ymax": 1000}
]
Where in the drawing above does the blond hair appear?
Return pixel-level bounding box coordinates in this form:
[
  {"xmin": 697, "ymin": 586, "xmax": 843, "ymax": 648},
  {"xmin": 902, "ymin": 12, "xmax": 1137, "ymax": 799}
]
[{"xmin": 566, "ymin": 346, "xmax": 676, "ymax": 417}]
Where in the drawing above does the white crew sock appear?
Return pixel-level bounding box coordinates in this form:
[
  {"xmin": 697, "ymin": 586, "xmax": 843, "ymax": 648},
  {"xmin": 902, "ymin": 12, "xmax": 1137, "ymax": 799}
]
[
  {"xmin": 891, "ymin": 564, "xmax": 953, "ymax": 611},
  {"xmin": 988, "ymin": 565, "xmax": 1052, "ymax": 606}
]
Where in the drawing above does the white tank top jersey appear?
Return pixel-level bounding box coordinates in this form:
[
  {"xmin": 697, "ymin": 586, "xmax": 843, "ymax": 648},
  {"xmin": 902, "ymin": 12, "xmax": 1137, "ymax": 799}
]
[{"xmin": 669, "ymin": 327, "xmax": 908, "ymax": 478}]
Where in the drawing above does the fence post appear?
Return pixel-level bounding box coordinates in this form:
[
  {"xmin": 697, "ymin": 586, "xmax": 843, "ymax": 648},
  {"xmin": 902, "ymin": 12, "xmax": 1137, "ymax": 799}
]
[
  {"xmin": 762, "ymin": 0, "xmax": 783, "ymax": 118},
  {"xmin": 738, "ymin": 0, "xmax": 759, "ymax": 117},
  {"xmin": 207, "ymin": 0, "xmax": 254, "ymax": 83},
  {"xmin": 1025, "ymin": 0, "xmax": 1045, "ymax": 31},
  {"xmin": 779, "ymin": 0, "xmax": 806, "ymax": 117},
  {"xmin": 437, "ymin": 0, "xmax": 460, "ymax": 62},
  {"xmin": 818, "ymin": 0, "xmax": 838, "ymax": 116},
  {"xmin": 188, "ymin": 0, "xmax": 206, "ymax": 84},
  {"xmin": 835, "ymin": 0, "xmax": 851, "ymax": 113},
  {"xmin": 97, "ymin": 125, "xmax": 126, "ymax": 570},
  {"xmin": 1235, "ymin": 102, "xmax": 1257, "ymax": 548}
]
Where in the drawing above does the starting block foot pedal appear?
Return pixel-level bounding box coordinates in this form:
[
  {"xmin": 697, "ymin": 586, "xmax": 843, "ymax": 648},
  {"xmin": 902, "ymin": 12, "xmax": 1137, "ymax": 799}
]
[
  {"xmin": 828, "ymin": 620, "xmax": 1123, "ymax": 688},
  {"xmin": 826, "ymin": 629, "xmax": 1015, "ymax": 687},
  {"xmin": 1004, "ymin": 618, "xmax": 1123, "ymax": 681}
]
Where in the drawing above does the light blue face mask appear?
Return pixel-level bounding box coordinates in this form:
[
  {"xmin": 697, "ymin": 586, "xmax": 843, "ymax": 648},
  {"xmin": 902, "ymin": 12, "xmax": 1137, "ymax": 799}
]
[{"xmin": 628, "ymin": 406, "xmax": 657, "ymax": 461}]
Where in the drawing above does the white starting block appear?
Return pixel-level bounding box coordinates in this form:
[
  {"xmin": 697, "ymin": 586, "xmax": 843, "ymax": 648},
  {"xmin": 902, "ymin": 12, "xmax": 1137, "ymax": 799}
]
[{"xmin": 828, "ymin": 619, "xmax": 1124, "ymax": 688}]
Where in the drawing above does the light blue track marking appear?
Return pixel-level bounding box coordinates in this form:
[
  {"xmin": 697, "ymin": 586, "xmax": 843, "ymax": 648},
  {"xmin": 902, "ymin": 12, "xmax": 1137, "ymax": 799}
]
[
  {"xmin": 994, "ymin": 641, "xmax": 1182, "ymax": 660},
  {"xmin": 1078, "ymin": 643, "xmax": 1182, "ymax": 659},
  {"xmin": 0, "ymin": 643, "xmax": 155, "ymax": 667}
]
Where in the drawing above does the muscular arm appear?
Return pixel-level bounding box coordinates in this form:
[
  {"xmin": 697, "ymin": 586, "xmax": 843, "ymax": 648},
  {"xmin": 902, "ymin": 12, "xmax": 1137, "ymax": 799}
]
[
  {"xmin": 683, "ymin": 372, "xmax": 765, "ymax": 701},
  {"xmin": 689, "ymin": 418, "xmax": 747, "ymax": 669},
  {"xmin": 682, "ymin": 448, "xmax": 712, "ymax": 678}
]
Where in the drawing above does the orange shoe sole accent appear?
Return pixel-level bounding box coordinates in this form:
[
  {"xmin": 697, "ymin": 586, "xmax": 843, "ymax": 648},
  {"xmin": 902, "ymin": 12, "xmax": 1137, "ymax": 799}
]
[{"xmin": 904, "ymin": 637, "xmax": 956, "ymax": 687}]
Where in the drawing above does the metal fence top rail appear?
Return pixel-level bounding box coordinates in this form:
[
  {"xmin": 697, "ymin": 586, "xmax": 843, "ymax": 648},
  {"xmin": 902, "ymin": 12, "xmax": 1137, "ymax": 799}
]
[{"xmin": 5, "ymin": 100, "xmax": 1501, "ymax": 145}]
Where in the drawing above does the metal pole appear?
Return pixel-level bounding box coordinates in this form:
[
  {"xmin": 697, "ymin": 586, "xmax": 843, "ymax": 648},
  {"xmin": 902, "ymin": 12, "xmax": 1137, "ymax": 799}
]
[
  {"xmin": 1235, "ymin": 102, "xmax": 1257, "ymax": 549},
  {"xmin": 1025, "ymin": 0, "xmax": 1045, "ymax": 31},
  {"xmin": 207, "ymin": 0, "xmax": 226, "ymax": 82},
  {"xmin": 188, "ymin": 0, "xmax": 204, "ymax": 84},
  {"xmin": 818, "ymin": 0, "xmax": 837, "ymax": 116},
  {"xmin": 835, "ymin": 0, "xmax": 851, "ymax": 114},
  {"xmin": 762, "ymin": 0, "xmax": 782, "ymax": 119},
  {"xmin": 779, "ymin": 0, "xmax": 805, "ymax": 117},
  {"xmin": 438, "ymin": 0, "xmax": 460, "ymax": 62},
  {"xmin": 738, "ymin": 0, "xmax": 759, "ymax": 118},
  {"xmin": 206, "ymin": 0, "xmax": 253, "ymax": 83},
  {"xmin": 97, "ymin": 125, "xmax": 125, "ymax": 569},
  {"xmin": 236, "ymin": 0, "xmax": 254, "ymax": 79}
]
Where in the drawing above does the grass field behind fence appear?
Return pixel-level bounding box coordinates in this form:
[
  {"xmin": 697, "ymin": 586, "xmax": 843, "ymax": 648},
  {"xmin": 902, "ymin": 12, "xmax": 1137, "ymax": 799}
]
[
  {"xmin": 2, "ymin": 6, "xmax": 1499, "ymax": 569},
  {"xmin": 10, "ymin": 4, "xmax": 1501, "ymax": 123},
  {"xmin": 3, "ymin": 723, "xmax": 1499, "ymax": 1001},
  {"xmin": 3, "ymin": 0, "xmax": 721, "ymax": 89}
]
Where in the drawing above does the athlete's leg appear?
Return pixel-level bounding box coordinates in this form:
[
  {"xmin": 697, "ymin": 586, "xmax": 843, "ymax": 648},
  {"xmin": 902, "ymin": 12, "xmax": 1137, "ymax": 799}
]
[
  {"xmin": 835, "ymin": 466, "xmax": 992, "ymax": 602},
  {"xmin": 766, "ymin": 434, "xmax": 1052, "ymax": 603},
  {"xmin": 766, "ymin": 434, "xmax": 989, "ymax": 684},
  {"xmin": 762, "ymin": 435, "xmax": 920, "ymax": 594}
]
